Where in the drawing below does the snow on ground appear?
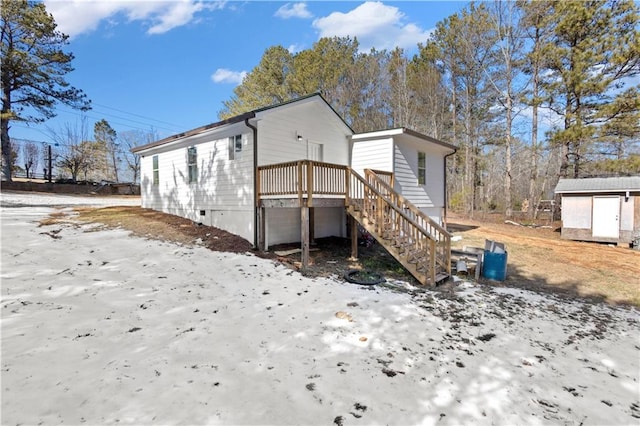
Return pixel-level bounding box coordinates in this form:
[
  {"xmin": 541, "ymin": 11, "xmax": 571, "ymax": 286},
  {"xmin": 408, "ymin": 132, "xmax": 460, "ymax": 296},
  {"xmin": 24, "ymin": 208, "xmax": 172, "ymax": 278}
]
[{"xmin": 1, "ymin": 192, "xmax": 639, "ymax": 425}]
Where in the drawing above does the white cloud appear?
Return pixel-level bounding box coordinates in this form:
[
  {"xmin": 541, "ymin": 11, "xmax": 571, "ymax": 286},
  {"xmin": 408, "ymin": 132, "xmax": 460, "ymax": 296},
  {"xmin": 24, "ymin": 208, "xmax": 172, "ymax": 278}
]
[
  {"xmin": 147, "ymin": 1, "xmax": 205, "ymax": 35},
  {"xmin": 287, "ymin": 44, "xmax": 303, "ymax": 54},
  {"xmin": 44, "ymin": 0, "xmax": 224, "ymax": 38},
  {"xmin": 312, "ymin": 2, "xmax": 432, "ymax": 52},
  {"xmin": 211, "ymin": 68, "xmax": 247, "ymax": 84},
  {"xmin": 274, "ymin": 3, "xmax": 312, "ymax": 19}
]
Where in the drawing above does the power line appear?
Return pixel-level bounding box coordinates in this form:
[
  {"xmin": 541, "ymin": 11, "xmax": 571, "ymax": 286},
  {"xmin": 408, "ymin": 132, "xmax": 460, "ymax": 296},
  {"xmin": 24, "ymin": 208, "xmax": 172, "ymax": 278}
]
[
  {"xmin": 91, "ymin": 102, "xmax": 186, "ymax": 129},
  {"xmin": 54, "ymin": 107, "xmax": 183, "ymax": 134}
]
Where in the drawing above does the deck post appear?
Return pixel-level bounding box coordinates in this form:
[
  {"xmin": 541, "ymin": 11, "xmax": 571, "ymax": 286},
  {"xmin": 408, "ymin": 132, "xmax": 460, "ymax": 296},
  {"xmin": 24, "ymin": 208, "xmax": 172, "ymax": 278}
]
[
  {"xmin": 301, "ymin": 206, "xmax": 310, "ymax": 269},
  {"xmin": 350, "ymin": 215, "xmax": 358, "ymax": 260},
  {"xmin": 309, "ymin": 207, "xmax": 315, "ymax": 245},
  {"xmin": 257, "ymin": 206, "xmax": 266, "ymax": 251}
]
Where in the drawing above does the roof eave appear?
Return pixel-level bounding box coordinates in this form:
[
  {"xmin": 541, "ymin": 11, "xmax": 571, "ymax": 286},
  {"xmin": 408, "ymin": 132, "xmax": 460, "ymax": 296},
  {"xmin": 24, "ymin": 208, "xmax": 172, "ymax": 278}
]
[{"xmin": 131, "ymin": 111, "xmax": 256, "ymax": 154}]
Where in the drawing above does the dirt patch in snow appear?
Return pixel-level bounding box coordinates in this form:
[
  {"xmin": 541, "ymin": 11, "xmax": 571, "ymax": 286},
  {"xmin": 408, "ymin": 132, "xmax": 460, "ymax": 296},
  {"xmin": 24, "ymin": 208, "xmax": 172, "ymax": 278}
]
[{"xmin": 67, "ymin": 206, "xmax": 640, "ymax": 307}]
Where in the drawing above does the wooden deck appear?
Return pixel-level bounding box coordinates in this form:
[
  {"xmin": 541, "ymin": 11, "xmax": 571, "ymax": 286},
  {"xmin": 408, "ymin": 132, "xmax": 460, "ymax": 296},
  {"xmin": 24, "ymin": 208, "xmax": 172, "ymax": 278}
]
[{"xmin": 257, "ymin": 160, "xmax": 451, "ymax": 286}]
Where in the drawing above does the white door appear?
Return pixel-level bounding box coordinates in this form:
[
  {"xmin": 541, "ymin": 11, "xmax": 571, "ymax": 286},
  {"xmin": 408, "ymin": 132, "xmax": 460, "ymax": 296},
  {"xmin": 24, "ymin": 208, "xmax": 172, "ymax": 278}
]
[
  {"xmin": 592, "ymin": 196, "xmax": 620, "ymax": 238},
  {"xmin": 308, "ymin": 142, "xmax": 323, "ymax": 161}
]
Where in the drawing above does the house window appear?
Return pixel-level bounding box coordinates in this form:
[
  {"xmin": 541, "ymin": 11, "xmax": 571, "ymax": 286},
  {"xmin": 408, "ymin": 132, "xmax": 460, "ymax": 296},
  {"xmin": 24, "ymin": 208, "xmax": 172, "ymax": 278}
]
[
  {"xmin": 152, "ymin": 155, "xmax": 159, "ymax": 185},
  {"xmin": 187, "ymin": 146, "xmax": 197, "ymax": 183},
  {"xmin": 418, "ymin": 152, "xmax": 426, "ymax": 185},
  {"xmin": 229, "ymin": 135, "xmax": 242, "ymax": 160}
]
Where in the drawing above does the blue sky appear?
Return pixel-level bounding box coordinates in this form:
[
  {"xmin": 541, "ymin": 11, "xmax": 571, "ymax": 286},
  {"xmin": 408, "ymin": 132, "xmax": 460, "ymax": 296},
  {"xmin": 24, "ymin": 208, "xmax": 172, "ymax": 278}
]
[{"xmin": 12, "ymin": 1, "xmax": 470, "ymax": 144}]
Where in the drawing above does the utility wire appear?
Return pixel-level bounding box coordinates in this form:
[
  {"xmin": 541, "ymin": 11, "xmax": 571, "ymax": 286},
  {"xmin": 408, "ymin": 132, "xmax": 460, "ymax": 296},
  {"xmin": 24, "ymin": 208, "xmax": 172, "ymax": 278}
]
[{"xmin": 91, "ymin": 102, "xmax": 186, "ymax": 129}]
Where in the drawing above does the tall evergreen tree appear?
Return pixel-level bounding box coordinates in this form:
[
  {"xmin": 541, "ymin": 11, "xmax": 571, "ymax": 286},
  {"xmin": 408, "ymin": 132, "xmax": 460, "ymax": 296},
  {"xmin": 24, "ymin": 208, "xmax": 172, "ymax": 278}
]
[
  {"xmin": 94, "ymin": 119, "xmax": 118, "ymax": 182},
  {"xmin": 220, "ymin": 45, "xmax": 293, "ymax": 118},
  {"xmin": 541, "ymin": 0, "xmax": 639, "ymax": 178},
  {"xmin": 1, "ymin": 0, "xmax": 90, "ymax": 181}
]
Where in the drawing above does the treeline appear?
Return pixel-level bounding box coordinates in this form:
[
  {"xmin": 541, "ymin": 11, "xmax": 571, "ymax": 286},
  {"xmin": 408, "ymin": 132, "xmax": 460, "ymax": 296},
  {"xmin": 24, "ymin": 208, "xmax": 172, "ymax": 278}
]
[
  {"xmin": 8, "ymin": 119, "xmax": 153, "ymax": 184},
  {"xmin": 220, "ymin": 0, "xmax": 639, "ymax": 218}
]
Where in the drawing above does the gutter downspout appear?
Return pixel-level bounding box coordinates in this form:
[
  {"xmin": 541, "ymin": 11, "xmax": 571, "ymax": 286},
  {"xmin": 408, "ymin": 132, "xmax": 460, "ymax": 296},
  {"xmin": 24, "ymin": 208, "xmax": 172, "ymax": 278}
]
[
  {"xmin": 444, "ymin": 149, "xmax": 457, "ymax": 230},
  {"xmin": 245, "ymin": 118, "xmax": 259, "ymax": 249}
]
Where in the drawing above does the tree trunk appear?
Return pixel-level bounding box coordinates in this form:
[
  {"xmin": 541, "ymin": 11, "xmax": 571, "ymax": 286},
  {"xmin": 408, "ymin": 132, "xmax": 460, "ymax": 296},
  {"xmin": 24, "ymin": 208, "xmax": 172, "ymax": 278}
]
[
  {"xmin": 505, "ymin": 94, "xmax": 513, "ymax": 218},
  {"xmin": 1, "ymin": 98, "xmax": 12, "ymax": 181}
]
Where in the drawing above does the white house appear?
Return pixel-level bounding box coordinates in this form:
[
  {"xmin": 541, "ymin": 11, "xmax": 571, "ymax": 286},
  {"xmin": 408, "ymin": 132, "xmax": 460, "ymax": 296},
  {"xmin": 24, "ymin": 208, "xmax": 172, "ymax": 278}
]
[
  {"xmin": 132, "ymin": 94, "xmax": 352, "ymax": 247},
  {"xmin": 351, "ymin": 128, "xmax": 456, "ymax": 226},
  {"xmin": 133, "ymin": 94, "xmax": 457, "ymax": 285}
]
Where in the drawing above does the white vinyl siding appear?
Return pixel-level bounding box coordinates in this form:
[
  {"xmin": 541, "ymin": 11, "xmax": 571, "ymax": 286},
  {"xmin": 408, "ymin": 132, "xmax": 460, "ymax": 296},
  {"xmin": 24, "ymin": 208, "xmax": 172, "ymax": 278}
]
[
  {"xmin": 394, "ymin": 140, "xmax": 446, "ymax": 223},
  {"xmin": 265, "ymin": 207, "xmax": 345, "ymax": 248},
  {"xmin": 139, "ymin": 128, "xmax": 254, "ymax": 241},
  {"xmin": 351, "ymin": 138, "xmax": 393, "ymax": 177},
  {"xmin": 257, "ymin": 100, "xmax": 351, "ymax": 167}
]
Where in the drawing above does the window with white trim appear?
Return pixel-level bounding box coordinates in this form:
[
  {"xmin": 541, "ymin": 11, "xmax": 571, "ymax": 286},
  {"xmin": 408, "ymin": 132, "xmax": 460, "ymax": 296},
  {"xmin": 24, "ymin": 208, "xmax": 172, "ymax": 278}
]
[
  {"xmin": 152, "ymin": 155, "xmax": 159, "ymax": 185},
  {"xmin": 187, "ymin": 146, "xmax": 197, "ymax": 183},
  {"xmin": 418, "ymin": 152, "xmax": 426, "ymax": 185},
  {"xmin": 228, "ymin": 135, "xmax": 242, "ymax": 160}
]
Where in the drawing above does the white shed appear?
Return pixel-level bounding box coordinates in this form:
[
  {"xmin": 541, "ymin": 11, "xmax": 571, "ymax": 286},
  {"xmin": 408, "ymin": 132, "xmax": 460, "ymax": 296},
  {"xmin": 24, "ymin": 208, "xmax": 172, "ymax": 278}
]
[{"xmin": 555, "ymin": 176, "xmax": 640, "ymax": 246}]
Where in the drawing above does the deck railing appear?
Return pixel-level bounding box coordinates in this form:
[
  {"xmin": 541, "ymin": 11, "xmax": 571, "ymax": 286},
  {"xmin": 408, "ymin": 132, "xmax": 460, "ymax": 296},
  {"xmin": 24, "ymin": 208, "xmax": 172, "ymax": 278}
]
[
  {"xmin": 257, "ymin": 160, "xmax": 347, "ymax": 205},
  {"xmin": 364, "ymin": 169, "xmax": 451, "ymax": 274}
]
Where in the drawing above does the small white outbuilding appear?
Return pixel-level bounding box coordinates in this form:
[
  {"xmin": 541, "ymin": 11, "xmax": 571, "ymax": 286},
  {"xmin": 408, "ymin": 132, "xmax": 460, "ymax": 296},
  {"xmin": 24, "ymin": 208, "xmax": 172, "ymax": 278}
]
[{"xmin": 554, "ymin": 176, "xmax": 640, "ymax": 246}]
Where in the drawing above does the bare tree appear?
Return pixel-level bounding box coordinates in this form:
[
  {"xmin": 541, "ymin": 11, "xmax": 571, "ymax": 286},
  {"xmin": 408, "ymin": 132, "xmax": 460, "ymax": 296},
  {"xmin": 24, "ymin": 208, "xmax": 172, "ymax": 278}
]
[
  {"xmin": 119, "ymin": 129, "xmax": 157, "ymax": 183},
  {"xmin": 49, "ymin": 119, "xmax": 94, "ymax": 182},
  {"xmin": 21, "ymin": 141, "xmax": 40, "ymax": 178}
]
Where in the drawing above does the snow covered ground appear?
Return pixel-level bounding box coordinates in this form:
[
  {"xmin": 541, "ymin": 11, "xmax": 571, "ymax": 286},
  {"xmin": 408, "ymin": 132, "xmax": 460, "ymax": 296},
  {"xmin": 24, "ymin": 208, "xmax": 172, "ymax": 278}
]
[{"xmin": 1, "ymin": 191, "xmax": 639, "ymax": 425}]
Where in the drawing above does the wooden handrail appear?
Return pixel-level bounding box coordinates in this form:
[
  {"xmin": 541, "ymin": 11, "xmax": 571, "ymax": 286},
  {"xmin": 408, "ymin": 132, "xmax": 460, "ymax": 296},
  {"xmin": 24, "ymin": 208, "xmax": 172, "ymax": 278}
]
[
  {"xmin": 364, "ymin": 169, "xmax": 451, "ymax": 275},
  {"xmin": 364, "ymin": 169, "xmax": 450, "ymax": 238},
  {"xmin": 258, "ymin": 160, "xmax": 348, "ymax": 201}
]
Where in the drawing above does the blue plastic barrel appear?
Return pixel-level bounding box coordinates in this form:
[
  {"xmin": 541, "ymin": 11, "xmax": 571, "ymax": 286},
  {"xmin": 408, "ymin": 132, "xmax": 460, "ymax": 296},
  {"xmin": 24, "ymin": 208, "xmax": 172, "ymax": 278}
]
[{"xmin": 482, "ymin": 250, "xmax": 508, "ymax": 281}]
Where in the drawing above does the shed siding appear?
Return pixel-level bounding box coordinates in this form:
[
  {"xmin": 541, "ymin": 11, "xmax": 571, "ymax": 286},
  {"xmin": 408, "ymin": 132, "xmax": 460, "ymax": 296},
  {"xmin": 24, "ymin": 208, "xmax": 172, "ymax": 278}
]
[
  {"xmin": 351, "ymin": 138, "xmax": 393, "ymax": 177},
  {"xmin": 621, "ymin": 196, "xmax": 634, "ymax": 231},
  {"xmin": 561, "ymin": 196, "xmax": 592, "ymax": 229},
  {"xmin": 394, "ymin": 140, "xmax": 445, "ymax": 223},
  {"xmin": 139, "ymin": 131, "xmax": 254, "ymax": 242}
]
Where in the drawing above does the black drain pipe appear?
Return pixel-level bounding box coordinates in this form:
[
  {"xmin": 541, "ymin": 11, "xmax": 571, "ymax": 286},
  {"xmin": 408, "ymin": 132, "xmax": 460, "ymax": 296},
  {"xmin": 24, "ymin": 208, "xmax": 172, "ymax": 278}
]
[{"xmin": 245, "ymin": 117, "xmax": 259, "ymax": 249}]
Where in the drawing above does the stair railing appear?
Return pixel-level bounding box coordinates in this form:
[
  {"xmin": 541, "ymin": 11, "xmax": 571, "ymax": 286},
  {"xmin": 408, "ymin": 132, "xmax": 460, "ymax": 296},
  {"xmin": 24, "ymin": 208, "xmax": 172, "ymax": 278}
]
[
  {"xmin": 346, "ymin": 168, "xmax": 450, "ymax": 284},
  {"xmin": 362, "ymin": 169, "xmax": 452, "ymax": 277}
]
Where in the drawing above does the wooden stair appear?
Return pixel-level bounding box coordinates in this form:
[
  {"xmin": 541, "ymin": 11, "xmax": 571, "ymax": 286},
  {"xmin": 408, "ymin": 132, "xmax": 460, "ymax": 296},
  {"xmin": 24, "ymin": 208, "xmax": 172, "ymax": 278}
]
[{"xmin": 345, "ymin": 169, "xmax": 451, "ymax": 286}]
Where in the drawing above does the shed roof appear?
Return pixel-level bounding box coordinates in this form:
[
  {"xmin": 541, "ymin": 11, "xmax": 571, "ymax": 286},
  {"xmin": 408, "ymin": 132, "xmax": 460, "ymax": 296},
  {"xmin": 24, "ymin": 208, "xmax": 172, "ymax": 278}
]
[{"xmin": 554, "ymin": 176, "xmax": 640, "ymax": 194}]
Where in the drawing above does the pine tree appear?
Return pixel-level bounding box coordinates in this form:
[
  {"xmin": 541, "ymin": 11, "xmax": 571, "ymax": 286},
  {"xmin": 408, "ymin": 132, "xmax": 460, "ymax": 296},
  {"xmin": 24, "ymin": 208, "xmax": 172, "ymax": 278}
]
[
  {"xmin": 1, "ymin": 0, "xmax": 90, "ymax": 181},
  {"xmin": 541, "ymin": 0, "xmax": 639, "ymax": 178}
]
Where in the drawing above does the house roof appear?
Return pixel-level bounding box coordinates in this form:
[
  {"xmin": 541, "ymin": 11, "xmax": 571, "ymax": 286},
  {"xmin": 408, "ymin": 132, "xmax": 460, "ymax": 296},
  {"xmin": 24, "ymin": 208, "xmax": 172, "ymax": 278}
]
[
  {"xmin": 350, "ymin": 127, "xmax": 457, "ymax": 152},
  {"xmin": 131, "ymin": 93, "xmax": 352, "ymax": 154},
  {"xmin": 554, "ymin": 176, "xmax": 640, "ymax": 194}
]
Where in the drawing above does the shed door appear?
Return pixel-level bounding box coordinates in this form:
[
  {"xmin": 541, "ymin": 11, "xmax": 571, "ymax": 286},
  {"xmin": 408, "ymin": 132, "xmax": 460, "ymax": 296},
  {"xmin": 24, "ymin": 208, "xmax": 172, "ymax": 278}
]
[{"xmin": 592, "ymin": 196, "xmax": 620, "ymax": 238}]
